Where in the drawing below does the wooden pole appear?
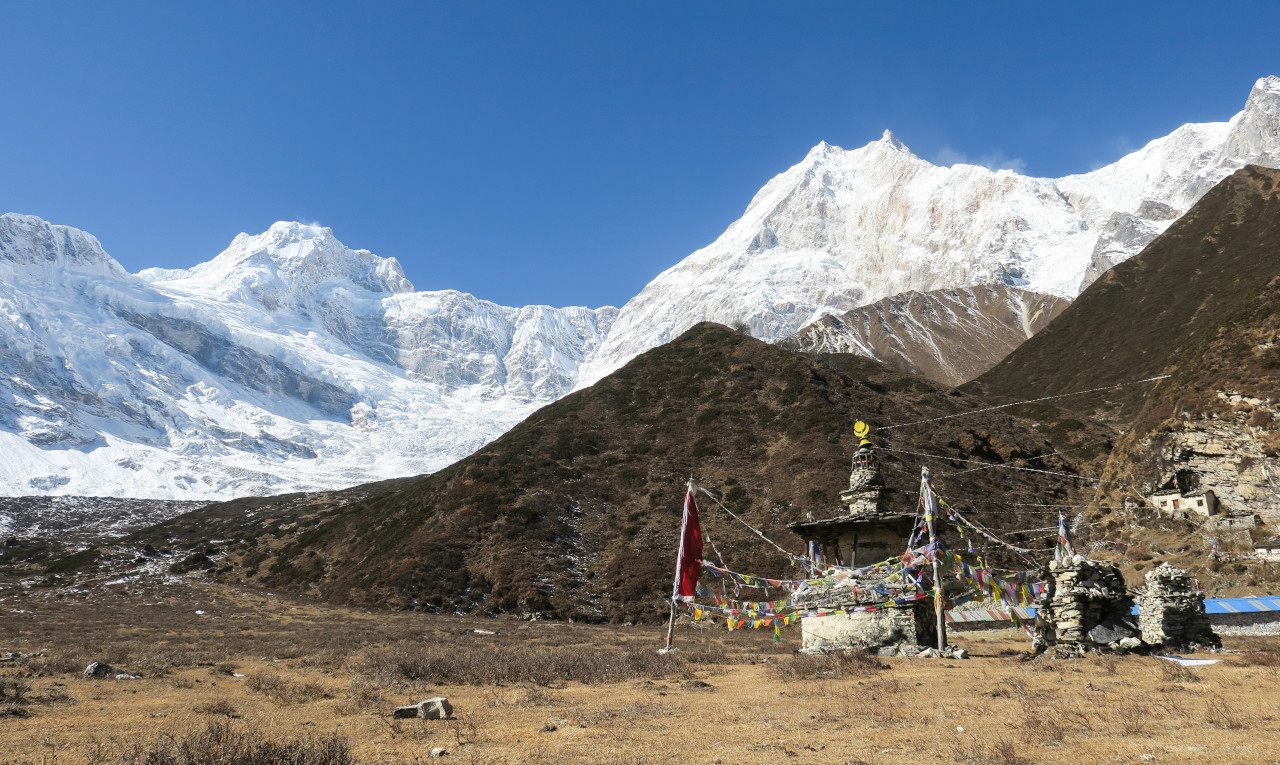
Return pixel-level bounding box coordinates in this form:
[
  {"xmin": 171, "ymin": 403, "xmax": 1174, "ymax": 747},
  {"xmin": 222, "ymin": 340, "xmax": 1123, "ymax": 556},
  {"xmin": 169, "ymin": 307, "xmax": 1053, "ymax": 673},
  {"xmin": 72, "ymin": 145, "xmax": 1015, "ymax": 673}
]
[
  {"xmin": 662, "ymin": 480, "xmax": 695, "ymax": 652},
  {"xmin": 663, "ymin": 599, "xmax": 677, "ymax": 650},
  {"xmin": 922, "ymin": 466, "xmax": 947, "ymax": 651}
]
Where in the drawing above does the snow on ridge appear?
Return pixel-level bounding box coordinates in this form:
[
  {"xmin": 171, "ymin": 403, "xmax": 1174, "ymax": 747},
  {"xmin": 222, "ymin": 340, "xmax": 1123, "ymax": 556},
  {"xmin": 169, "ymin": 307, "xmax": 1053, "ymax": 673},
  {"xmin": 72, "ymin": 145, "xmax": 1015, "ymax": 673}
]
[
  {"xmin": 0, "ymin": 215, "xmax": 617, "ymax": 500},
  {"xmin": 5, "ymin": 76, "xmax": 1280, "ymax": 500},
  {"xmin": 576, "ymin": 75, "xmax": 1280, "ymax": 388}
]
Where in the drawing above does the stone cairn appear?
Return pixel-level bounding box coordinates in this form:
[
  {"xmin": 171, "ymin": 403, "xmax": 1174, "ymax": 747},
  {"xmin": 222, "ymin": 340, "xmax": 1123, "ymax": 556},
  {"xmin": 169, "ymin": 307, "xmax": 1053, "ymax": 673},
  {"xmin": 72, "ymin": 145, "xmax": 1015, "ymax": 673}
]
[
  {"xmin": 1035, "ymin": 555, "xmax": 1141, "ymax": 654},
  {"xmin": 1137, "ymin": 563, "xmax": 1221, "ymax": 651}
]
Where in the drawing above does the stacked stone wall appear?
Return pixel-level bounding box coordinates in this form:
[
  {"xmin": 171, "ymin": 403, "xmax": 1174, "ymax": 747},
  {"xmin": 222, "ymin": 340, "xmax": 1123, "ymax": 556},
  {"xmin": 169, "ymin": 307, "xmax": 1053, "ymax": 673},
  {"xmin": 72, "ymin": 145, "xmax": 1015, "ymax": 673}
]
[
  {"xmin": 1137, "ymin": 563, "xmax": 1221, "ymax": 649},
  {"xmin": 1045, "ymin": 556, "xmax": 1139, "ymax": 650}
]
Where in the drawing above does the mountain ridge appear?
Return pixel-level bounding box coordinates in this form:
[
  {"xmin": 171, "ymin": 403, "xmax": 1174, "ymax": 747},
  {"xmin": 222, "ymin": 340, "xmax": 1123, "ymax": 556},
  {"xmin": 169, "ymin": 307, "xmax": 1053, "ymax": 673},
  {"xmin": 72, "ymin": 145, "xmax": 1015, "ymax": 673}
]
[
  {"xmin": 786, "ymin": 285, "xmax": 1069, "ymax": 386},
  {"xmin": 575, "ymin": 76, "xmax": 1280, "ymax": 386},
  {"xmin": 5, "ymin": 77, "xmax": 1280, "ymax": 499}
]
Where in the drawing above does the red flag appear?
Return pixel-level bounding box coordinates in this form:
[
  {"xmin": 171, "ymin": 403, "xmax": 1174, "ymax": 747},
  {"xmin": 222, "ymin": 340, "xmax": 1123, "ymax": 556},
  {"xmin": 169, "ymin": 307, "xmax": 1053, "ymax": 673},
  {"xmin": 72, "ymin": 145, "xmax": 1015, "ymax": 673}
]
[{"xmin": 672, "ymin": 487, "xmax": 703, "ymax": 602}]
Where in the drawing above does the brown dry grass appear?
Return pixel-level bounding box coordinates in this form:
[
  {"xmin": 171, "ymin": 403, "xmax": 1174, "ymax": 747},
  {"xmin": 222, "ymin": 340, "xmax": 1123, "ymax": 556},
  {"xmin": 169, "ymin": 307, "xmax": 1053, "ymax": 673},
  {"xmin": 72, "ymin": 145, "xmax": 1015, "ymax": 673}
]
[{"xmin": 2, "ymin": 577, "xmax": 1280, "ymax": 764}]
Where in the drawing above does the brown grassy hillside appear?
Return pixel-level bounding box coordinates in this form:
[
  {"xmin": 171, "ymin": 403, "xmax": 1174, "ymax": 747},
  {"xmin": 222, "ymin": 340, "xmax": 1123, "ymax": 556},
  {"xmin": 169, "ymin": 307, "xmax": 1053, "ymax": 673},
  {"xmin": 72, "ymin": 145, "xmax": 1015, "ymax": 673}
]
[
  {"xmin": 125, "ymin": 323, "xmax": 1109, "ymax": 623},
  {"xmin": 972, "ymin": 165, "xmax": 1280, "ymax": 423}
]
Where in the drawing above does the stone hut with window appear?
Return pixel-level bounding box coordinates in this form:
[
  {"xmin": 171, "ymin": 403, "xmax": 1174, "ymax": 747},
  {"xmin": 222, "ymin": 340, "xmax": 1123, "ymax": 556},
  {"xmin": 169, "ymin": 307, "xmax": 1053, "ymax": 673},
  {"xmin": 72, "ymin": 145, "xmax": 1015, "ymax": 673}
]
[{"xmin": 1151, "ymin": 473, "xmax": 1218, "ymax": 518}]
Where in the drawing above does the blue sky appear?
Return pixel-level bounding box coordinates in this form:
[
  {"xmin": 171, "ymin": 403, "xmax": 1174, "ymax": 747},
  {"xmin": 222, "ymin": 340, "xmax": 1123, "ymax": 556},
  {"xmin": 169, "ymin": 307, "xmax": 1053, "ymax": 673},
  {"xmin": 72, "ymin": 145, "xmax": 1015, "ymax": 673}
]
[{"xmin": 2, "ymin": 1, "xmax": 1278, "ymax": 308}]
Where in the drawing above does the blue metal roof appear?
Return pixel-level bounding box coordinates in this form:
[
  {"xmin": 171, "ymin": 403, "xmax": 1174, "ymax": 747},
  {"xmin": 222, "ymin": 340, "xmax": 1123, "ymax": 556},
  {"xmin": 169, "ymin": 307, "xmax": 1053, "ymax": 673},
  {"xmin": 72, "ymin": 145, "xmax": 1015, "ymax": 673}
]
[
  {"xmin": 946, "ymin": 597, "xmax": 1280, "ymax": 622},
  {"xmin": 1204, "ymin": 597, "xmax": 1280, "ymax": 614}
]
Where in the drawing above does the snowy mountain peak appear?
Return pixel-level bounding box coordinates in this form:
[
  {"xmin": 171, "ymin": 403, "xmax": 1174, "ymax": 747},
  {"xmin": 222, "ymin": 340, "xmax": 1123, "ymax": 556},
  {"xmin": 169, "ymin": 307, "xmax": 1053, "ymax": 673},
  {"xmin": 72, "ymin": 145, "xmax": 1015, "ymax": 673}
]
[
  {"xmin": 153, "ymin": 221, "xmax": 415, "ymax": 312},
  {"xmin": 0, "ymin": 213, "xmax": 128, "ymax": 280},
  {"xmin": 875, "ymin": 129, "xmax": 912, "ymax": 154},
  {"xmin": 1249, "ymin": 75, "xmax": 1280, "ymax": 102},
  {"xmin": 576, "ymin": 76, "xmax": 1280, "ymax": 388}
]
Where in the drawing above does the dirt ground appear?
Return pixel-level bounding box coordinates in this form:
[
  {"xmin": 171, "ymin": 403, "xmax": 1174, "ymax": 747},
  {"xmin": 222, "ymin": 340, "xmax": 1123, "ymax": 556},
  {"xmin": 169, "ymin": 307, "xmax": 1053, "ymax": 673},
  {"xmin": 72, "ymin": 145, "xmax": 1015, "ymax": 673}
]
[{"xmin": 0, "ymin": 577, "xmax": 1278, "ymax": 765}]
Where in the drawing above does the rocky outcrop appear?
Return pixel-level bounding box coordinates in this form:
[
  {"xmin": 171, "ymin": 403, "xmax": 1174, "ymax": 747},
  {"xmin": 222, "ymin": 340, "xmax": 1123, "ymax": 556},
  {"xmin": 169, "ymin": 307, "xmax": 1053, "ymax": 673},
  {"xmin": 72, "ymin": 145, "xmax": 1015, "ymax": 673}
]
[
  {"xmin": 1135, "ymin": 395, "xmax": 1280, "ymax": 529},
  {"xmin": 788, "ymin": 285, "xmax": 1069, "ymax": 386},
  {"xmin": 392, "ymin": 697, "xmax": 453, "ymax": 720}
]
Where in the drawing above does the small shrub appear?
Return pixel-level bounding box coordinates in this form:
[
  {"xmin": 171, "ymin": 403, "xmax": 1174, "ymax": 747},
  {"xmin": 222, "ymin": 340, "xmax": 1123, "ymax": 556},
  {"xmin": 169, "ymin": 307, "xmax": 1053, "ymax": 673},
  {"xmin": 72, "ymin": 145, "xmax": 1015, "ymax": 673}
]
[
  {"xmin": 111, "ymin": 720, "xmax": 352, "ymax": 765},
  {"xmin": 1157, "ymin": 659, "xmax": 1201, "ymax": 683},
  {"xmin": 1204, "ymin": 695, "xmax": 1247, "ymax": 730},
  {"xmin": 1115, "ymin": 701, "xmax": 1151, "ymax": 735},
  {"xmin": 334, "ymin": 680, "xmax": 386, "ymax": 716},
  {"xmin": 950, "ymin": 731, "xmax": 1025, "ymax": 765},
  {"xmin": 1015, "ymin": 699, "xmax": 1091, "ymax": 743},
  {"xmin": 245, "ymin": 673, "xmax": 331, "ymax": 705},
  {"xmin": 764, "ymin": 650, "xmax": 885, "ymax": 680},
  {"xmin": 195, "ymin": 699, "xmax": 239, "ymax": 717},
  {"xmin": 0, "ymin": 676, "xmax": 33, "ymax": 703},
  {"xmin": 1236, "ymin": 649, "xmax": 1280, "ymax": 668}
]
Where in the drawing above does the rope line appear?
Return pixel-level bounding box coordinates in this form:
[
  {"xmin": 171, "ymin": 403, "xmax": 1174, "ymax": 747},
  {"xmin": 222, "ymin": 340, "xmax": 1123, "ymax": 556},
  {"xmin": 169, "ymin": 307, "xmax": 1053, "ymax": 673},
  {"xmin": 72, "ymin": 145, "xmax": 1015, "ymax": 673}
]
[
  {"xmin": 879, "ymin": 375, "xmax": 1170, "ymax": 430},
  {"xmin": 695, "ymin": 484, "xmax": 806, "ymax": 564},
  {"xmin": 944, "ymin": 441, "xmax": 1109, "ymax": 477},
  {"xmin": 879, "ymin": 446, "xmax": 1107, "ymax": 483}
]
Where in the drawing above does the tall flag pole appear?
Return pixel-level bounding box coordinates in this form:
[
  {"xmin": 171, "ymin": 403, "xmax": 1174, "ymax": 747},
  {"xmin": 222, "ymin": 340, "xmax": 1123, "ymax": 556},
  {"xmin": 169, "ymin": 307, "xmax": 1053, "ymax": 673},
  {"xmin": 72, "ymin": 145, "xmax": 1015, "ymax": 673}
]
[
  {"xmin": 920, "ymin": 466, "xmax": 947, "ymax": 651},
  {"xmin": 664, "ymin": 480, "xmax": 703, "ymax": 651}
]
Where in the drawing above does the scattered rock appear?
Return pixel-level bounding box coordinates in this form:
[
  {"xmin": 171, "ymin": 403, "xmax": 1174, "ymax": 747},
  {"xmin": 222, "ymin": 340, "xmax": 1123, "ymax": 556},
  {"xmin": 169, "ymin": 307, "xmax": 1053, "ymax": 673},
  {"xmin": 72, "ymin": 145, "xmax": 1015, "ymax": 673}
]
[
  {"xmin": 392, "ymin": 697, "xmax": 453, "ymax": 720},
  {"xmin": 430, "ymin": 747, "xmax": 448, "ymax": 758},
  {"xmin": 915, "ymin": 645, "xmax": 968, "ymax": 660},
  {"xmin": 114, "ymin": 673, "xmax": 142, "ymax": 680},
  {"xmin": 541, "ymin": 723, "xmax": 557, "ymax": 733},
  {"xmin": 82, "ymin": 661, "xmax": 112, "ymax": 679},
  {"xmin": 1088, "ymin": 617, "xmax": 1139, "ymax": 645}
]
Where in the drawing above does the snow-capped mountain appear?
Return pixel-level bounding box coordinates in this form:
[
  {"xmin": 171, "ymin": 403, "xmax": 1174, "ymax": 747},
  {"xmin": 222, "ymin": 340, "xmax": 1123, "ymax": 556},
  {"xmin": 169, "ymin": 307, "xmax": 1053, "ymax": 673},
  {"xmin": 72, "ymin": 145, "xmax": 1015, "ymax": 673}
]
[
  {"xmin": 785, "ymin": 285, "xmax": 1068, "ymax": 387},
  {"xmin": 5, "ymin": 76, "xmax": 1280, "ymax": 501},
  {"xmin": 575, "ymin": 76, "xmax": 1280, "ymax": 386},
  {"xmin": 0, "ymin": 214, "xmax": 615, "ymax": 499}
]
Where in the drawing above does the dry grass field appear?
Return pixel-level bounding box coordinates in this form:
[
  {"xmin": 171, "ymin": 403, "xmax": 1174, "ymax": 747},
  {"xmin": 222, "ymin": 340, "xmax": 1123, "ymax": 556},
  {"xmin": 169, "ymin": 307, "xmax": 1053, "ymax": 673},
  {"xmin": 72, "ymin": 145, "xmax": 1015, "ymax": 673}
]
[{"xmin": 1, "ymin": 577, "xmax": 1279, "ymax": 764}]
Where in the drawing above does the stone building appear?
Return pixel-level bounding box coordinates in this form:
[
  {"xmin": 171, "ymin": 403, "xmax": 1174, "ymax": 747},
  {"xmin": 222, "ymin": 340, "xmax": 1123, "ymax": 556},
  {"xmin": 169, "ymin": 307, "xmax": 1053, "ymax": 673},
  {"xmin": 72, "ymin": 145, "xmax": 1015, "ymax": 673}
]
[
  {"xmin": 788, "ymin": 434, "xmax": 937, "ymax": 655},
  {"xmin": 1137, "ymin": 563, "xmax": 1220, "ymax": 650},
  {"xmin": 1150, "ymin": 472, "xmax": 1219, "ymax": 518},
  {"xmin": 787, "ymin": 442, "xmax": 913, "ymax": 567},
  {"xmin": 1254, "ymin": 537, "xmax": 1280, "ymax": 561}
]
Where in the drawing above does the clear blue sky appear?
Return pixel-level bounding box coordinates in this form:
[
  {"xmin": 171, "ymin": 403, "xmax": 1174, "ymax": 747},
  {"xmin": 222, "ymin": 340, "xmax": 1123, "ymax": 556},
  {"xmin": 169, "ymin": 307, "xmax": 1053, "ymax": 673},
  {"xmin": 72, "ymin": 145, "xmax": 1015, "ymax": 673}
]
[{"xmin": 3, "ymin": 1, "xmax": 1278, "ymax": 308}]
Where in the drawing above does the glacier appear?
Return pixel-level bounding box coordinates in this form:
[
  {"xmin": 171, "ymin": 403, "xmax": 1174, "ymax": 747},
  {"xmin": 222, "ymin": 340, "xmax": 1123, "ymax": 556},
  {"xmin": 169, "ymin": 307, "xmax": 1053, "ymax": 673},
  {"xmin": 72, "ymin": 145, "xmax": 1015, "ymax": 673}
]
[
  {"xmin": 3, "ymin": 76, "xmax": 1280, "ymax": 500},
  {"xmin": 0, "ymin": 215, "xmax": 615, "ymax": 499}
]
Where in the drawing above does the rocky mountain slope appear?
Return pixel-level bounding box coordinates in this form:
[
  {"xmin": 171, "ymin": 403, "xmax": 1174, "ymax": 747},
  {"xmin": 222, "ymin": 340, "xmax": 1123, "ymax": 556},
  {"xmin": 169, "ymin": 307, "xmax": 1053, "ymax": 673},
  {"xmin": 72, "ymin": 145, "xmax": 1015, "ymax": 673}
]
[
  {"xmin": 784, "ymin": 285, "xmax": 1068, "ymax": 386},
  {"xmin": 973, "ymin": 166, "xmax": 1280, "ymax": 529},
  {"xmin": 0, "ymin": 214, "xmax": 615, "ymax": 499},
  {"xmin": 117, "ymin": 324, "xmax": 1109, "ymax": 622},
  {"xmin": 575, "ymin": 76, "xmax": 1280, "ymax": 386}
]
